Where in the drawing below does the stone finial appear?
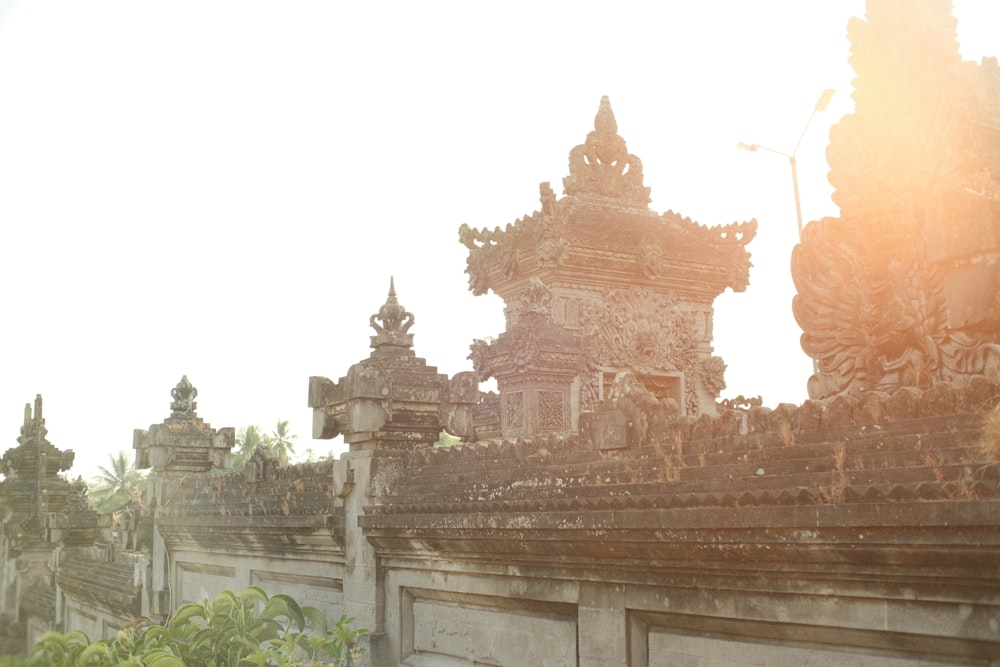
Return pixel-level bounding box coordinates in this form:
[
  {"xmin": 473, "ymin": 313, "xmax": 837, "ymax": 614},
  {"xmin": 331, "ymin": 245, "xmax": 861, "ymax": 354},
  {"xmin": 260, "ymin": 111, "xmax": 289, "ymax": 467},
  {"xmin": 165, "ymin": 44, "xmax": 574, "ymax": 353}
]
[
  {"xmin": 369, "ymin": 277, "xmax": 415, "ymax": 349},
  {"xmin": 562, "ymin": 96, "xmax": 651, "ymax": 206},
  {"xmin": 135, "ymin": 377, "xmax": 233, "ymax": 472},
  {"xmin": 18, "ymin": 394, "xmax": 47, "ymax": 445},
  {"xmin": 169, "ymin": 375, "xmax": 198, "ymax": 420}
]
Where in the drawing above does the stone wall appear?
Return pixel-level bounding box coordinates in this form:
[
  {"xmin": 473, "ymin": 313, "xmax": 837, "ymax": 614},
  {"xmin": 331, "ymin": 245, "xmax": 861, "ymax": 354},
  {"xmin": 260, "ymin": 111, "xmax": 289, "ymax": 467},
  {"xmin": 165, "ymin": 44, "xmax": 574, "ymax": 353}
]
[
  {"xmin": 0, "ymin": 375, "xmax": 995, "ymax": 665},
  {"xmin": 356, "ymin": 380, "xmax": 1000, "ymax": 666}
]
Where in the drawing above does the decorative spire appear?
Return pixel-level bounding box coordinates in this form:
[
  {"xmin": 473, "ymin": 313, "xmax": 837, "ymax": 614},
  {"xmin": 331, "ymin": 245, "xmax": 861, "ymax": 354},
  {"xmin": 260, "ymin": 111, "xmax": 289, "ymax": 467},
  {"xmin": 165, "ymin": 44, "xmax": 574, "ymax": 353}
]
[
  {"xmin": 369, "ymin": 277, "xmax": 415, "ymax": 348},
  {"xmin": 17, "ymin": 394, "xmax": 47, "ymax": 446},
  {"xmin": 562, "ymin": 96, "xmax": 651, "ymax": 206},
  {"xmin": 169, "ymin": 375, "xmax": 198, "ymax": 420}
]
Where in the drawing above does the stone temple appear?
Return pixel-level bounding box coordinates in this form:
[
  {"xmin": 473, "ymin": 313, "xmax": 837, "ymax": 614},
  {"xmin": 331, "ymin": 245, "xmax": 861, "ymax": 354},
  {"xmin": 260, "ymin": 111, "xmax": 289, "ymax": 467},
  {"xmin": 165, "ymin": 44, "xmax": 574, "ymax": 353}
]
[{"xmin": 1, "ymin": 2, "xmax": 999, "ymax": 665}]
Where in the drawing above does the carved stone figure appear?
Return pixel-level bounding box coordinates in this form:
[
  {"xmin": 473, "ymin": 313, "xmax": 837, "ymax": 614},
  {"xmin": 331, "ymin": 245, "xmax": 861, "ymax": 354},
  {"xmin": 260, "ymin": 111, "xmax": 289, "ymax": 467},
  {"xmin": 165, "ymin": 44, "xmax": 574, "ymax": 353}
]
[
  {"xmin": 169, "ymin": 375, "xmax": 197, "ymax": 419},
  {"xmin": 134, "ymin": 378, "xmax": 234, "ymax": 473},
  {"xmin": 792, "ymin": 0, "xmax": 1000, "ymax": 400}
]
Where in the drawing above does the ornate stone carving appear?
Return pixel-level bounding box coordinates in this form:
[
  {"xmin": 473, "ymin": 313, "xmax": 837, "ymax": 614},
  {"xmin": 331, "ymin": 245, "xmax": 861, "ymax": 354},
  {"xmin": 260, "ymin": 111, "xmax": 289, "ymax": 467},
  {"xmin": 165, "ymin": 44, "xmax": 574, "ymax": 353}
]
[
  {"xmin": 536, "ymin": 238, "xmax": 567, "ymax": 270},
  {"xmin": 310, "ymin": 279, "xmax": 479, "ymax": 447},
  {"xmin": 0, "ymin": 395, "xmax": 96, "ymax": 571},
  {"xmin": 169, "ymin": 375, "xmax": 197, "ymax": 420},
  {"xmin": 504, "ymin": 391, "xmax": 524, "ymax": 432},
  {"xmin": 519, "ymin": 277, "xmax": 552, "ymax": 316},
  {"xmin": 792, "ymin": 1, "xmax": 1000, "ymax": 400},
  {"xmin": 539, "ymin": 181, "xmax": 557, "ymax": 216},
  {"xmin": 583, "ymin": 287, "xmax": 701, "ymax": 376},
  {"xmin": 461, "ymin": 98, "xmax": 755, "ymax": 434},
  {"xmin": 135, "ymin": 378, "xmax": 234, "ymax": 473},
  {"xmin": 562, "ymin": 96, "xmax": 651, "ymax": 206},
  {"xmin": 536, "ymin": 390, "xmax": 566, "ymax": 430},
  {"xmin": 370, "ymin": 277, "xmax": 414, "ymax": 348}
]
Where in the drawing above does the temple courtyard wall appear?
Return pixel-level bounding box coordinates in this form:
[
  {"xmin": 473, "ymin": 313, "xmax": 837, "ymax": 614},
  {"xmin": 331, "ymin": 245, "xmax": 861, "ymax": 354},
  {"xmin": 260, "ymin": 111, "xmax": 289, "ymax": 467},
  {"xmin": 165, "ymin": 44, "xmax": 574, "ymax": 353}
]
[{"xmin": 9, "ymin": 379, "xmax": 994, "ymax": 666}]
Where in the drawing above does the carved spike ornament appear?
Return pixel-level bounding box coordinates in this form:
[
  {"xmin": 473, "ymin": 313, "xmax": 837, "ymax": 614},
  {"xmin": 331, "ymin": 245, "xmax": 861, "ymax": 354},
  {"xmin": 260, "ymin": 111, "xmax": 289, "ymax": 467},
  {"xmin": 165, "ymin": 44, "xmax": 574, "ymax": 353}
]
[
  {"xmin": 791, "ymin": 0, "xmax": 1000, "ymax": 400},
  {"xmin": 562, "ymin": 96, "xmax": 651, "ymax": 206}
]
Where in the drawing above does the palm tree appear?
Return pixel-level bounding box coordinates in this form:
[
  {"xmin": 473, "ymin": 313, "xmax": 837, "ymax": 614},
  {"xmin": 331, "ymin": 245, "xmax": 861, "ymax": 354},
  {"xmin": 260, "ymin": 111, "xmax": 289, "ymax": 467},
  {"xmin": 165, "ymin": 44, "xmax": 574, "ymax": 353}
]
[
  {"xmin": 232, "ymin": 425, "xmax": 266, "ymax": 472},
  {"xmin": 269, "ymin": 419, "xmax": 297, "ymax": 465},
  {"xmin": 89, "ymin": 451, "xmax": 148, "ymax": 514}
]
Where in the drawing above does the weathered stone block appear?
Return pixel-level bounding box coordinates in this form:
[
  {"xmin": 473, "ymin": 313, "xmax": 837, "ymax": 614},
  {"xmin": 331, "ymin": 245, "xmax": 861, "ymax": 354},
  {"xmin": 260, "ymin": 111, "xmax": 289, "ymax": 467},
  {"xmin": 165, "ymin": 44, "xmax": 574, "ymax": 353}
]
[
  {"xmin": 595, "ymin": 409, "xmax": 629, "ymax": 451},
  {"xmin": 886, "ymin": 386, "xmax": 923, "ymax": 420}
]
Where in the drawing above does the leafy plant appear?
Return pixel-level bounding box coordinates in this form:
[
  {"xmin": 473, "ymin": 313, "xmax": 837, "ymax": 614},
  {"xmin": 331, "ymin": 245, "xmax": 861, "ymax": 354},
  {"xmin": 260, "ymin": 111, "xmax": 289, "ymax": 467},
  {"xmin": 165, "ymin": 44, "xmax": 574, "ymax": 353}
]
[
  {"xmin": 88, "ymin": 451, "xmax": 150, "ymax": 514},
  {"xmin": 3, "ymin": 587, "xmax": 366, "ymax": 667}
]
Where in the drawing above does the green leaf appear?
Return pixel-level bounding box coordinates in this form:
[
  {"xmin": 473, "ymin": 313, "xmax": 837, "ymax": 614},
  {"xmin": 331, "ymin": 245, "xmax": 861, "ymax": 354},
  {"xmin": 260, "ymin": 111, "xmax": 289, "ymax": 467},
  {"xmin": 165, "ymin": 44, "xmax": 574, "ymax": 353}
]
[
  {"xmin": 143, "ymin": 651, "xmax": 186, "ymax": 667},
  {"xmin": 168, "ymin": 602, "xmax": 207, "ymax": 629},
  {"xmin": 241, "ymin": 585, "xmax": 269, "ymax": 604},
  {"xmin": 302, "ymin": 605, "xmax": 328, "ymax": 635},
  {"xmin": 76, "ymin": 643, "xmax": 110, "ymax": 665}
]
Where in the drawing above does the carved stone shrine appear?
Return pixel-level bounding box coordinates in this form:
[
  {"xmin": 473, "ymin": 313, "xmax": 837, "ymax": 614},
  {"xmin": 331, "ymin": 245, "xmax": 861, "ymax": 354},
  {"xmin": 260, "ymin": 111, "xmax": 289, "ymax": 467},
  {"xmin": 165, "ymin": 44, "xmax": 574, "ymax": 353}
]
[
  {"xmin": 133, "ymin": 375, "xmax": 235, "ymax": 474},
  {"xmin": 792, "ymin": 0, "xmax": 1000, "ymax": 399},
  {"xmin": 462, "ymin": 96, "xmax": 756, "ymax": 438},
  {"xmin": 0, "ymin": 396, "xmax": 95, "ymax": 641},
  {"xmin": 309, "ymin": 279, "xmax": 478, "ymax": 450}
]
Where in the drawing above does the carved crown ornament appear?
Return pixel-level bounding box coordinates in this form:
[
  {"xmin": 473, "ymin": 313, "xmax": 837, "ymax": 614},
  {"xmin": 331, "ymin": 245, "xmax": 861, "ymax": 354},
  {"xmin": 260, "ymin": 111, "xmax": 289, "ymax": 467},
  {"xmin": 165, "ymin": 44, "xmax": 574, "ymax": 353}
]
[
  {"xmin": 370, "ymin": 277, "xmax": 415, "ymax": 349},
  {"xmin": 562, "ymin": 95, "xmax": 651, "ymax": 206},
  {"xmin": 791, "ymin": 2, "xmax": 1000, "ymax": 400},
  {"xmin": 134, "ymin": 377, "xmax": 234, "ymax": 473},
  {"xmin": 169, "ymin": 375, "xmax": 198, "ymax": 420}
]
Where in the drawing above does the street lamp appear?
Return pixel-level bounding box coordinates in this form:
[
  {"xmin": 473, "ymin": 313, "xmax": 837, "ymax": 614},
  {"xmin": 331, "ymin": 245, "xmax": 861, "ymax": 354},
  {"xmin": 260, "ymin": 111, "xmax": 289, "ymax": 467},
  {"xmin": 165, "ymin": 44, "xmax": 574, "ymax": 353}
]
[{"xmin": 737, "ymin": 88, "xmax": 835, "ymax": 239}]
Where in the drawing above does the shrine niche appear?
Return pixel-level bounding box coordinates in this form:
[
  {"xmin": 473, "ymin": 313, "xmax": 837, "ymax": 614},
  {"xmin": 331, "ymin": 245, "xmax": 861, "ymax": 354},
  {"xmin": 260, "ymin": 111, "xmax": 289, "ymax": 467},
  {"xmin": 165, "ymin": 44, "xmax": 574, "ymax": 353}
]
[
  {"xmin": 133, "ymin": 376, "xmax": 234, "ymax": 474},
  {"xmin": 309, "ymin": 279, "xmax": 478, "ymax": 449},
  {"xmin": 462, "ymin": 96, "xmax": 756, "ymax": 437},
  {"xmin": 792, "ymin": 0, "xmax": 1000, "ymax": 400}
]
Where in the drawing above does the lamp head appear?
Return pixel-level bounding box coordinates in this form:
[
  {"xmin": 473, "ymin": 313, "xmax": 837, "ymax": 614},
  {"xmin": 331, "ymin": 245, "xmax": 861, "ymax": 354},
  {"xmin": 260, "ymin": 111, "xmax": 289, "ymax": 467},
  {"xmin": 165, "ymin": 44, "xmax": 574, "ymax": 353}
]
[{"xmin": 815, "ymin": 89, "xmax": 835, "ymax": 111}]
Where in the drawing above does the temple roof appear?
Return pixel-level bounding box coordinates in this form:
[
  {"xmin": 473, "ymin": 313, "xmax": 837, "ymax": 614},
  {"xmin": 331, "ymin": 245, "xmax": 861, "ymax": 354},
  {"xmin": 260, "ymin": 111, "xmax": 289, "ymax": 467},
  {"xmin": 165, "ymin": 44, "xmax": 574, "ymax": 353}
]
[{"xmin": 460, "ymin": 97, "xmax": 757, "ymax": 302}]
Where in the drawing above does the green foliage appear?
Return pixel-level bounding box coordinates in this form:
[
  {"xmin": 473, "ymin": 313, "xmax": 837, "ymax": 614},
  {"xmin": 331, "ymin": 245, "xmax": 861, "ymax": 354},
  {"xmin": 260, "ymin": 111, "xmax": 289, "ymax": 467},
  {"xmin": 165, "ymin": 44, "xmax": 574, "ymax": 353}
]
[
  {"xmin": 88, "ymin": 452, "xmax": 149, "ymax": 514},
  {"xmin": 232, "ymin": 421, "xmax": 299, "ymax": 471},
  {"xmin": 267, "ymin": 420, "xmax": 297, "ymax": 466},
  {"xmin": 231, "ymin": 425, "xmax": 267, "ymax": 472},
  {"xmin": 434, "ymin": 431, "xmax": 462, "ymax": 447},
  {"xmin": 300, "ymin": 448, "xmax": 336, "ymax": 463},
  {"xmin": 5, "ymin": 587, "xmax": 366, "ymax": 667}
]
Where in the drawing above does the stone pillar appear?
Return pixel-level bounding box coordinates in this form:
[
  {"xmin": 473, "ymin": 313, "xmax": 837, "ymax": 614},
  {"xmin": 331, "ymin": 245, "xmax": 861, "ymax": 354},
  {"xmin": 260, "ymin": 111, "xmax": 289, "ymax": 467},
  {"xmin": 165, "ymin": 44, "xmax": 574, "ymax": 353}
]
[
  {"xmin": 133, "ymin": 376, "xmax": 234, "ymax": 622},
  {"xmin": 577, "ymin": 583, "xmax": 628, "ymax": 667},
  {"xmin": 337, "ymin": 449, "xmax": 402, "ymax": 666},
  {"xmin": 310, "ymin": 280, "xmax": 477, "ymax": 666}
]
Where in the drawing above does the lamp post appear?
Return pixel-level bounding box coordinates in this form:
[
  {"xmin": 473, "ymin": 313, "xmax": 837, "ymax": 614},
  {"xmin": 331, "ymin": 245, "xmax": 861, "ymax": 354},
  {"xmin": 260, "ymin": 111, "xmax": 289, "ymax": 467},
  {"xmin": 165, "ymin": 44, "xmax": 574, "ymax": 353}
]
[
  {"xmin": 737, "ymin": 88, "xmax": 835, "ymax": 240},
  {"xmin": 739, "ymin": 89, "xmax": 834, "ymax": 376}
]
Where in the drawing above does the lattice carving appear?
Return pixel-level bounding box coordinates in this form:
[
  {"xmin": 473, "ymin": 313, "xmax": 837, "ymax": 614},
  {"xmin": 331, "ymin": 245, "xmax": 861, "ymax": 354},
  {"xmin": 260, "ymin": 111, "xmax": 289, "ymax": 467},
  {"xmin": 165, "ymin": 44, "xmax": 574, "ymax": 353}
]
[
  {"xmin": 504, "ymin": 391, "xmax": 524, "ymax": 431},
  {"xmin": 536, "ymin": 391, "xmax": 565, "ymax": 430}
]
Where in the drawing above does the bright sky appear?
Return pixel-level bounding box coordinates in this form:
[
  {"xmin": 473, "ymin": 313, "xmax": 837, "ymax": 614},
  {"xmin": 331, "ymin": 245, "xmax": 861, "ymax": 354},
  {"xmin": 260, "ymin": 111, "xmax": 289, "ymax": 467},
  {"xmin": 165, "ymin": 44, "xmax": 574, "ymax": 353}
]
[{"xmin": 0, "ymin": 1, "xmax": 996, "ymax": 482}]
